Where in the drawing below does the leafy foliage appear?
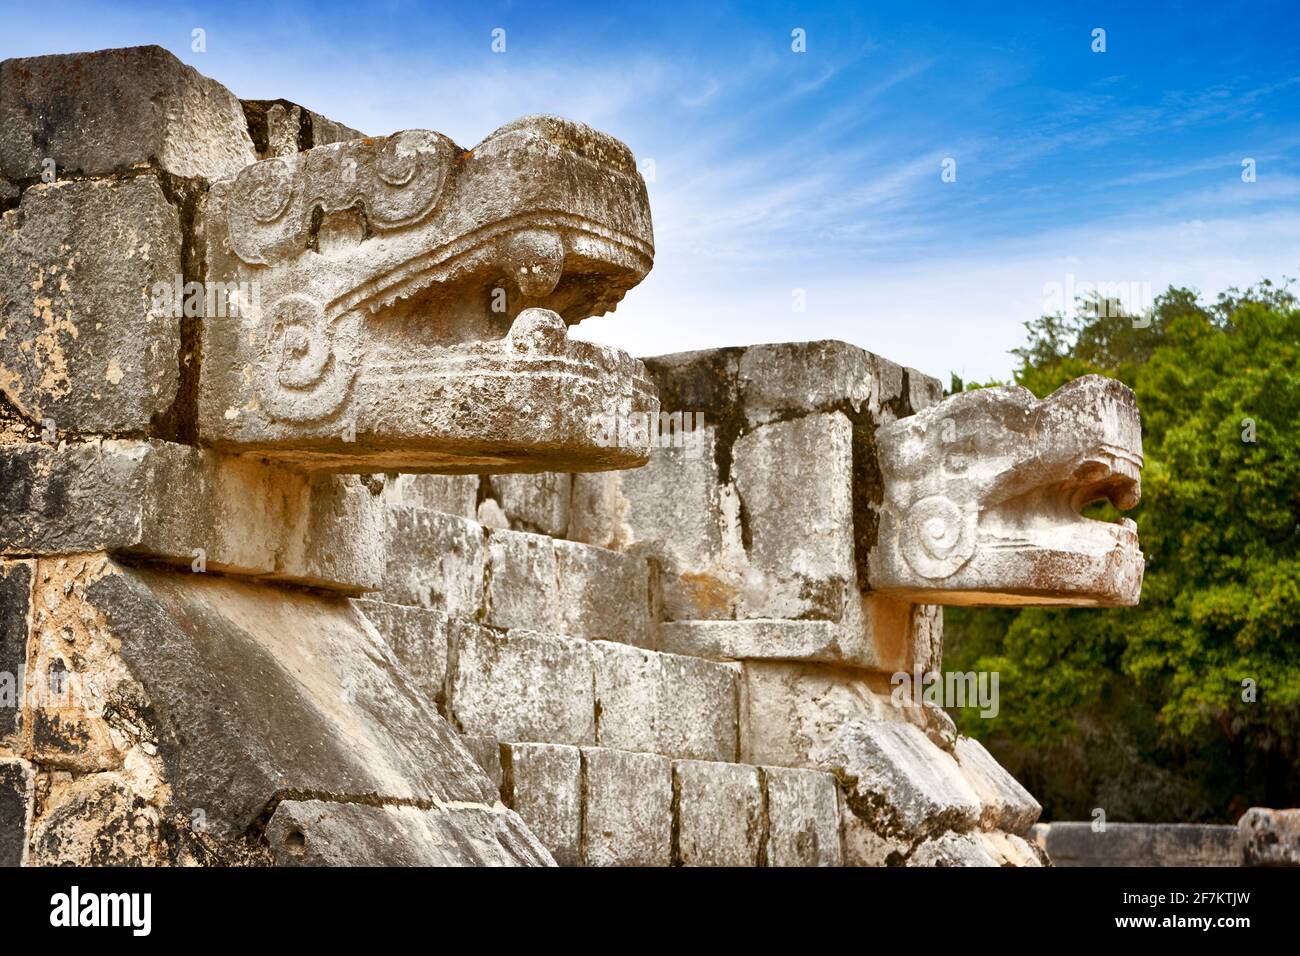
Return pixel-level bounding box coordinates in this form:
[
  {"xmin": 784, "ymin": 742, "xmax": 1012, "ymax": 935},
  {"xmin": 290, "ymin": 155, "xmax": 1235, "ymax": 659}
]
[{"xmin": 944, "ymin": 281, "xmax": 1300, "ymax": 821}]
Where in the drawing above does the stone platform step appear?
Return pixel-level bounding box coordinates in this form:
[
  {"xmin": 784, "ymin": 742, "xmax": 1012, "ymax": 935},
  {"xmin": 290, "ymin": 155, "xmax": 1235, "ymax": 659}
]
[
  {"xmin": 472, "ymin": 740, "xmax": 844, "ymax": 867},
  {"xmin": 355, "ymin": 599, "xmax": 740, "ymax": 762}
]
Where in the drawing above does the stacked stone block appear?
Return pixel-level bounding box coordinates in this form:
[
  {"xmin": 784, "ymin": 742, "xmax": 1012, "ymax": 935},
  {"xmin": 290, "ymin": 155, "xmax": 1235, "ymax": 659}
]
[
  {"xmin": 0, "ymin": 46, "xmax": 554, "ymax": 867},
  {"xmin": 364, "ymin": 344, "xmax": 1048, "ymax": 866}
]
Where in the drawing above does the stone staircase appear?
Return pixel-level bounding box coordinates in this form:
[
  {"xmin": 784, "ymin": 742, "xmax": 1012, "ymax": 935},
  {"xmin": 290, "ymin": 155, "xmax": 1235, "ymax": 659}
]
[
  {"xmin": 355, "ymin": 493, "xmax": 1042, "ymax": 867},
  {"xmin": 356, "ymin": 504, "xmax": 842, "ymax": 866}
]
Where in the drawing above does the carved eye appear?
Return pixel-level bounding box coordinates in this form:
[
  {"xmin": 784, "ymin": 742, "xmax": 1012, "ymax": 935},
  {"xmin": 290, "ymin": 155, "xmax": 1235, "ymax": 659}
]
[
  {"xmin": 376, "ymin": 132, "xmax": 421, "ymax": 186},
  {"xmin": 236, "ymin": 158, "xmax": 296, "ymax": 223}
]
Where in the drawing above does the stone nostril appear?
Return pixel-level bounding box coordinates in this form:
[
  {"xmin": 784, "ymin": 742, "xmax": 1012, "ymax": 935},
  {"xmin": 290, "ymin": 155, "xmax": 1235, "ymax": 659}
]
[{"xmin": 1073, "ymin": 460, "xmax": 1110, "ymax": 482}]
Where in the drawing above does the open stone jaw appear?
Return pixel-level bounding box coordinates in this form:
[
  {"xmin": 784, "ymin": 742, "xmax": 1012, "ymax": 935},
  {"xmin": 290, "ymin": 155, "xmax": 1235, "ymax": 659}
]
[
  {"xmin": 199, "ymin": 117, "xmax": 657, "ymax": 474},
  {"xmin": 868, "ymin": 375, "xmax": 1145, "ymax": 607}
]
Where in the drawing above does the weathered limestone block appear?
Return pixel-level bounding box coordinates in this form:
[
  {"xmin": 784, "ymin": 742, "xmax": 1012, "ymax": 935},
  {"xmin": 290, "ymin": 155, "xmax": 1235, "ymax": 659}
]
[
  {"xmin": 841, "ymin": 807, "xmax": 909, "ymax": 866},
  {"xmin": 484, "ymin": 530, "xmax": 559, "ymax": 631},
  {"xmin": 477, "ymin": 498, "xmax": 510, "ymax": 529},
  {"xmin": 0, "ymin": 45, "xmax": 255, "ymax": 181},
  {"xmin": 0, "ymin": 756, "xmax": 33, "ymax": 866},
  {"xmin": 353, "ymin": 599, "xmax": 450, "ymax": 711},
  {"xmin": 1238, "ymin": 807, "xmax": 1300, "ymax": 866},
  {"xmin": 739, "ymin": 661, "xmax": 892, "ymax": 768},
  {"xmin": 264, "ymin": 799, "xmax": 553, "ymax": 867},
  {"xmin": 730, "ymin": 412, "xmax": 855, "ymax": 621},
  {"xmin": 554, "ymin": 539, "xmax": 650, "ymax": 645},
  {"xmin": 1034, "ymin": 821, "xmax": 1240, "ymax": 867},
  {"xmin": 601, "ymin": 433, "xmax": 725, "ymax": 620},
  {"xmin": 0, "ymin": 440, "xmax": 384, "ymax": 592},
  {"xmin": 487, "ymin": 472, "xmax": 571, "ymax": 538},
  {"xmin": 501, "ymin": 742, "xmax": 582, "ymax": 866},
  {"xmin": 593, "ymin": 641, "xmax": 738, "ymax": 761},
  {"xmin": 906, "ymin": 831, "xmax": 1000, "ymax": 867},
  {"xmin": 763, "ymin": 765, "xmax": 843, "ymax": 867},
  {"xmin": 241, "ymin": 99, "xmax": 365, "ymax": 160},
  {"xmin": 658, "ymin": 619, "xmax": 840, "ymax": 661},
  {"xmin": 815, "ymin": 719, "xmax": 981, "ymax": 842},
  {"xmin": 568, "ymin": 470, "xmax": 636, "ymax": 552},
  {"xmin": 198, "ymin": 116, "xmax": 659, "ymax": 472},
  {"xmin": 977, "ymin": 830, "xmax": 1047, "ymax": 867},
  {"xmin": 449, "ymin": 625, "xmax": 596, "ymax": 745},
  {"xmin": 381, "ymin": 473, "xmax": 478, "ymax": 518},
  {"xmin": 25, "ymin": 557, "xmax": 505, "ymax": 851},
  {"xmin": 906, "ymin": 829, "xmax": 1045, "ymax": 867},
  {"xmin": 872, "ymin": 353, "xmax": 944, "ymax": 422},
  {"xmin": 869, "ymin": 375, "xmax": 1144, "ymax": 606},
  {"xmin": 0, "ymin": 177, "xmax": 181, "ymax": 435},
  {"xmin": 581, "ymin": 747, "xmax": 672, "ymax": 866},
  {"xmin": 736, "ymin": 341, "xmax": 873, "ymax": 426},
  {"xmin": 30, "ymin": 772, "xmax": 167, "ymax": 866},
  {"xmin": 673, "ymin": 759, "xmax": 763, "ymax": 866},
  {"xmin": 460, "ymin": 734, "xmax": 503, "ymax": 790},
  {"xmin": 953, "ymin": 735, "xmax": 1040, "ymax": 835},
  {"xmin": 0, "ymin": 560, "xmax": 32, "ymax": 740},
  {"xmin": 380, "ymin": 506, "xmax": 484, "ymax": 614}
]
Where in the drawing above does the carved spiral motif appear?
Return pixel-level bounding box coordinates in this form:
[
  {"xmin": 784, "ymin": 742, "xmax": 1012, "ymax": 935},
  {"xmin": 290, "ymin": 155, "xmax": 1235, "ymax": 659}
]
[
  {"xmin": 258, "ymin": 294, "xmax": 361, "ymax": 423},
  {"xmin": 899, "ymin": 495, "xmax": 977, "ymax": 579},
  {"xmin": 367, "ymin": 131, "xmax": 454, "ymax": 225},
  {"xmin": 225, "ymin": 131, "xmax": 456, "ymax": 265}
]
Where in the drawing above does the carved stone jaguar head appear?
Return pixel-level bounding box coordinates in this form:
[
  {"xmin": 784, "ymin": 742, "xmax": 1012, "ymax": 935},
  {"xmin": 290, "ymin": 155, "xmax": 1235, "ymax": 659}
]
[
  {"xmin": 199, "ymin": 116, "xmax": 657, "ymax": 473},
  {"xmin": 869, "ymin": 375, "xmax": 1144, "ymax": 606}
]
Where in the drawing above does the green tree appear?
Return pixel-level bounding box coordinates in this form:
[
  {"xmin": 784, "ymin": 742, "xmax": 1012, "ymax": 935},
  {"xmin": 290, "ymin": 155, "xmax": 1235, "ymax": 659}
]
[{"xmin": 944, "ymin": 281, "xmax": 1300, "ymax": 822}]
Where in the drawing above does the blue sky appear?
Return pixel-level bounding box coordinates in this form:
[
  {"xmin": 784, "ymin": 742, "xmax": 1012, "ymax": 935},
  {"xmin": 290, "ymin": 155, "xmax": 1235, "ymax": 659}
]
[{"xmin": 4, "ymin": 1, "xmax": 1297, "ymax": 382}]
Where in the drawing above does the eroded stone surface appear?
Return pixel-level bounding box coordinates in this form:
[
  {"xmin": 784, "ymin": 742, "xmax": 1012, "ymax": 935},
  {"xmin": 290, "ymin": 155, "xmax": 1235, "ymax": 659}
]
[
  {"xmin": 381, "ymin": 473, "xmax": 478, "ymax": 519},
  {"xmin": 764, "ymin": 765, "xmax": 843, "ymax": 867},
  {"xmin": 953, "ymin": 735, "xmax": 1040, "ymax": 835},
  {"xmin": 731, "ymin": 412, "xmax": 855, "ymax": 620},
  {"xmin": 241, "ymin": 99, "xmax": 365, "ymax": 161},
  {"xmin": 815, "ymin": 718, "xmax": 981, "ymax": 842},
  {"xmin": 1238, "ymin": 808, "xmax": 1300, "ymax": 866},
  {"xmin": 554, "ymin": 539, "xmax": 650, "ymax": 645},
  {"xmin": 0, "ymin": 757, "xmax": 33, "ymax": 866},
  {"xmin": 906, "ymin": 830, "xmax": 1000, "ymax": 867},
  {"xmin": 449, "ymin": 625, "xmax": 596, "ymax": 746},
  {"xmin": 0, "ymin": 45, "xmax": 255, "ymax": 181},
  {"xmin": 380, "ymin": 506, "xmax": 484, "ymax": 612},
  {"xmin": 1036, "ymin": 821, "xmax": 1240, "ymax": 867},
  {"xmin": 354, "ymin": 599, "xmax": 450, "ymax": 711},
  {"xmin": 487, "ymin": 472, "xmax": 571, "ymax": 537},
  {"xmin": 501, "ymin": 742, "xmax": 582, "ymax": 866},
  {"xmin": 0, "ymin": 560, "xmax": 31, "ymax": 740},
  {"xmin": 581, "ymin": 747, "xmax": 672, "ymax": 866},
  {"xmin": 28, "ymin": 557, "xmax": 504, "ymax": 851},
  {"xmin": 0, "ymin": 177, "xmax": 181, "ymax": 436},
  {"xmin": 264, "ymin": 799, "xmax": 552, "ymax": 866},
  {"xmin": 0, "ymin": 440, "xmax": 383, "ymax": 592},
  {"xmin": 484, "ymin": 530, "xmax": 559, "ymax": 631},
  {"xmin": 673, "ymin": 759, "xmax": 763, "ymax": 866},
  {"xmin": 593, "ymin": 641, "xmax": 738, "ymax": 761}
]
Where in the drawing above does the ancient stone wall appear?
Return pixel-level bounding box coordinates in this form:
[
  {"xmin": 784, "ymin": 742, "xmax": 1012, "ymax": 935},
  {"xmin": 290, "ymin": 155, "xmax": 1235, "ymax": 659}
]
[
  {"xmin": 362, "ymin": 341, "xmax": 1051, "ymax": 866},
  {"xmin": 1, "ymin": 45, "xmax": 1156, "ymax": 867}
]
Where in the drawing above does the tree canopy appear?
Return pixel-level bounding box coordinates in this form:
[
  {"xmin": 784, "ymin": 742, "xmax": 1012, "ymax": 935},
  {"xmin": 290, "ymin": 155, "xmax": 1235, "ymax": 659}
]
[{"xmin": 944, "ymin": 281, "xmax": 1300, "ymax": 822}]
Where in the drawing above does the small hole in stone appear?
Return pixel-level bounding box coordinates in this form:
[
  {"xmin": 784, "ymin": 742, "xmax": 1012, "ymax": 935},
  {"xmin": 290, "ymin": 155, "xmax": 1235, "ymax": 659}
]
[{"xmin": 284, "ymin": 829, "xmax": 307, "ymax": 856}]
